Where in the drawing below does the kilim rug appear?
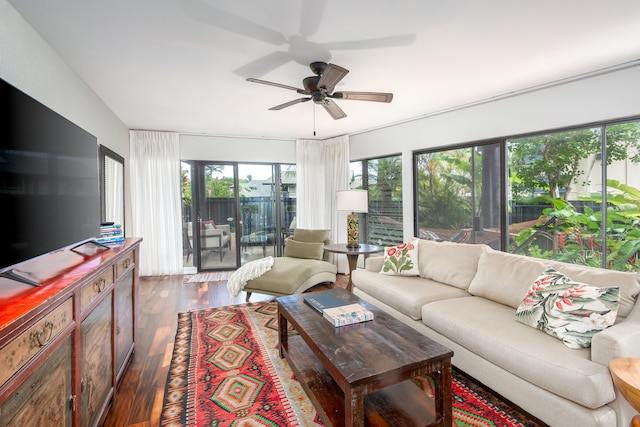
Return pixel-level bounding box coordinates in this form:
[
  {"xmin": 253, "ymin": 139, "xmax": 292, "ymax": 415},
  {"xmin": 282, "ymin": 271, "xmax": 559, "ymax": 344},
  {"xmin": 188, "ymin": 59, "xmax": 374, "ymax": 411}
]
[
  {"xmin": 160, "ymin": 301, "xmax": 547, "ymax": 427},
  {"xmin": 183, "ymin": 271, "xmax": 234, "ymax": 284}
]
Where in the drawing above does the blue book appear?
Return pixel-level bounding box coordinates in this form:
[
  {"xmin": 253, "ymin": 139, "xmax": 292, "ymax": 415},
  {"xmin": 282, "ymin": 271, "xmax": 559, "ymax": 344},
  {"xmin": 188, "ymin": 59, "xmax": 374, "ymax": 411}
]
[{"xmin": 303, "ymin": 292, "xmax": 350, "ymax": 314}]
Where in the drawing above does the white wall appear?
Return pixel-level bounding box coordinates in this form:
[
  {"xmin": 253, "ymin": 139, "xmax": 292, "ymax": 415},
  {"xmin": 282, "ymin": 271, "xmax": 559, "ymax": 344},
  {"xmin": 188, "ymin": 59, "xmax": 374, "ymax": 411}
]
[
  {"xmin": 180, "ymin": 134, "xmax": 295, "ymax": 163},
  {"xmin": 1, "ymin": 0, "xmax": 132, "ymax": 232},
  {"xmin": 350, "ymin": 64, "xmax": 640, "ymax": 239}
]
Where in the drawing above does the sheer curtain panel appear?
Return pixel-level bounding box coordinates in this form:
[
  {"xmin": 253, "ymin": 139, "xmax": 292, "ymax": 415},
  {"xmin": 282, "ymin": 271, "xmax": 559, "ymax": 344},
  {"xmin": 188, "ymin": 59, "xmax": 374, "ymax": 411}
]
[
  {"xmin": 130, "ymin": 130, "xmax": 183, "ymax": 276},
  {"xmin": 296, "ymin": 136, "xmax": 350, "ymax": 272}
]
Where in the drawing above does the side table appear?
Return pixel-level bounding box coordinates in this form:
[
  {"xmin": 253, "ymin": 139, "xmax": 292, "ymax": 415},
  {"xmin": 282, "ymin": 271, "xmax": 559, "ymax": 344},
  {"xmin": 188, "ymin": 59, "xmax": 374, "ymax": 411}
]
[
  {"xmin": 324, "ymin": 243, "xmax": 384, "ymax": 292},
  {"xmin": 610, "ymin": 358, "xmax": 640, "ymax": 427}
]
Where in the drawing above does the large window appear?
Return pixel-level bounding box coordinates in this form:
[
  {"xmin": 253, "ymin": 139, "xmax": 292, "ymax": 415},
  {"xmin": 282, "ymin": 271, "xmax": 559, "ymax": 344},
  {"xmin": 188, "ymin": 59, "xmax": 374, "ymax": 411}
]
[
  {"xmin": 507, "ymin": 120, "xmax": 640, "ymax": 271},
  {"xmin": 414, "ymin": 117, "xmax": 640, "ymax": 272}
]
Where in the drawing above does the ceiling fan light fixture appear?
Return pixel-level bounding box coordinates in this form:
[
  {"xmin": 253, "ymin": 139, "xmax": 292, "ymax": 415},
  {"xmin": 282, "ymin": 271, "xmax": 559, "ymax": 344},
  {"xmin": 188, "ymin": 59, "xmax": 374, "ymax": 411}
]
[{"xmin": 246, "ymin": 61, "xmax": 393, "ymax": 120}]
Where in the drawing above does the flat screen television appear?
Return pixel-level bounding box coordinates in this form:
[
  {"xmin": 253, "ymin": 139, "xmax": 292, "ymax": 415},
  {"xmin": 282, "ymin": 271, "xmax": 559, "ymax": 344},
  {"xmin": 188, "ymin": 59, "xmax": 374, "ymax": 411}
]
[{"xmin": 0, "ymin": 78, "xmax": 100, "ymax": 271}]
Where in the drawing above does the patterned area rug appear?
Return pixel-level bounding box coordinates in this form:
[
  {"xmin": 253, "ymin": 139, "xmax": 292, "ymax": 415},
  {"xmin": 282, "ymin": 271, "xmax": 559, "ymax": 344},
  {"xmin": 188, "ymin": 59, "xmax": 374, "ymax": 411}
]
[
  {"xmin": 160, "ymin": 301, "xmax": 546, "ymax": 427},
  {"xmin": 183, "ymin": 271, "xmax": 234, "ymax": 283}
]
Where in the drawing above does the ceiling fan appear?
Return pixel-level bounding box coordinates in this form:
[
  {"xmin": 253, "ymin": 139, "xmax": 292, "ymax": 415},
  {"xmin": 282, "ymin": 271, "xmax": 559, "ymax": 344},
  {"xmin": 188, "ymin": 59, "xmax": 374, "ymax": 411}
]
[{"xmin": 246, "ymin": 62, "xmax": 393, "ymax": 120}]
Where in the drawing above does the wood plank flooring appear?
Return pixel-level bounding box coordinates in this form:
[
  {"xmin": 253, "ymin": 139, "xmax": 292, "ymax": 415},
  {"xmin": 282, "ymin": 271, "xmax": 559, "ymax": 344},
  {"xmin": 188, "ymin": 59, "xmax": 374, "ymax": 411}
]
[{"xmin": 103, "ymin": 273, "xmax": 347, "ymax": 427}]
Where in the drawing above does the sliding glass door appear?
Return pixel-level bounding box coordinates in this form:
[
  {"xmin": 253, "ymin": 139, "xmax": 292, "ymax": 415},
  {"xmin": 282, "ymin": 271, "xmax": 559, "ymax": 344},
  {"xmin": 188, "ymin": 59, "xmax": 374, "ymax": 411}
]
[{"xmin": 182, "ymin": 161, "xmax": 295, "ymax": 271}]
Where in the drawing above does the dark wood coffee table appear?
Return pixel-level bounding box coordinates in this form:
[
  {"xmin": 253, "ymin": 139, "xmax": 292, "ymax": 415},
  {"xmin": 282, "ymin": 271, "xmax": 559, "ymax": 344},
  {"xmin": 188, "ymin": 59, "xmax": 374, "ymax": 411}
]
[{"xmin": 277, "ymin": 288, "xmax": 453, "ymax": 427}]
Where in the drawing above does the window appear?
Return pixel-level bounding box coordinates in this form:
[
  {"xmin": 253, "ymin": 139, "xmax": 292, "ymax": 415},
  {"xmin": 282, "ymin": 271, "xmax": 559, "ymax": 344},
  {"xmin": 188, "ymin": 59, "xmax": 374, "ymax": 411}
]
[
  {"xmin": 415, "ymin": 143, "xmax": 502, "ymax": 249},
  {"xmin": 507, "ymin": 121, "xmax": 640, "ymax": 271},
  {"xmin": 350, "ymin": 155, "xmax": 403, "ymax": 246}
]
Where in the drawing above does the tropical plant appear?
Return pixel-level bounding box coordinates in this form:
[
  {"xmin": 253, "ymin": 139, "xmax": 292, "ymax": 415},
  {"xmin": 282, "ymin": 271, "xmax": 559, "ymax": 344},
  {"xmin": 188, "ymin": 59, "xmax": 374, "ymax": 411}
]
[
  {"xmin": 514, "ymin": 180, "xmax": 640, "ymax": 272},
  {"xmin": 367, "ymin": 156, "xmax": 402, "ymax": 204},
  {"xmin": 416, "ymin": 149, "xmax": 473, "ymax": 229}
]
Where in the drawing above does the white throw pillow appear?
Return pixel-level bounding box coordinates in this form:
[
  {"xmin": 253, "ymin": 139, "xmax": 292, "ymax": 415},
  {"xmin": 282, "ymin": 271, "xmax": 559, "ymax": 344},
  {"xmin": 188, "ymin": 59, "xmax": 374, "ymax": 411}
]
[{"xmin": 380, "ymin": 239, "xmax": 420, "ymax": 276}]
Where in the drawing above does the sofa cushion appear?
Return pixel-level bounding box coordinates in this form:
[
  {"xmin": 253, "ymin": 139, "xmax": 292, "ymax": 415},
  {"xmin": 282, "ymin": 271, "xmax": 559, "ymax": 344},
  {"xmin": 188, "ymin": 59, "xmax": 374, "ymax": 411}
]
[
  {"xmin": 285, "ymin": 239, "xmax": 324, "ymax": 260},
  {"xmin": 380, "ymin": 239, "xmax": 420, "ymax": 276},
  {"xmin": 351, "ymin": 269, "xmax": 470, "ymax": 320},
  {"xmin": 468, "ymin": 248, "xmax": 556, "ymax": 308},
  {"xmin": 515, "ymin": 268, "xmax": 620, "ymax": 348},
  {"xmin": 468, "ymin": 247, "xmax": 640, "ymax": 318},
  {"xmin": 422, "ymin": 296, "xmax": 616, "ymax": 408},
  {"xmin": 418, "ymin": 239, "xmax": 484, "ymax": 289}
]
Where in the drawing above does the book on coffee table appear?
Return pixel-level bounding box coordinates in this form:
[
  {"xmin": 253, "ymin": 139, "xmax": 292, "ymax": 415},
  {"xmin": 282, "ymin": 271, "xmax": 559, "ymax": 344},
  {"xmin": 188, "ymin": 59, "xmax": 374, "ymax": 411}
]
[
  {"xmin": 303, "ymin": 292, "xmax": 350, "ymax": 314},
  {"xmin": 323, "ymin": 303, "xmax": 374, "ymax": 327}
]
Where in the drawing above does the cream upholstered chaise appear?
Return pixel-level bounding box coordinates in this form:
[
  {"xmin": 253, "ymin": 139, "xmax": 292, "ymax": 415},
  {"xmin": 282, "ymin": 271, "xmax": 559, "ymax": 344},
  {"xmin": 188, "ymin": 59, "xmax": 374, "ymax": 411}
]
[{"xmin": 243, "ymin": 228, "xmax": 337, "ymax": 301}]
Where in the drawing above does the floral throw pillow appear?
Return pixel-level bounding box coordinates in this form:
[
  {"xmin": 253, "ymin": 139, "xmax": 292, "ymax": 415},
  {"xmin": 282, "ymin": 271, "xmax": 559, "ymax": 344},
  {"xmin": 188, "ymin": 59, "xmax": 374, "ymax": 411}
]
[
  {"xmin": 380, "ymin": 239, "xmax": 420, "ymax": 276},
  {"xmin": 515, "ymin": 268, "xmax": 620, "ymax": 349}
]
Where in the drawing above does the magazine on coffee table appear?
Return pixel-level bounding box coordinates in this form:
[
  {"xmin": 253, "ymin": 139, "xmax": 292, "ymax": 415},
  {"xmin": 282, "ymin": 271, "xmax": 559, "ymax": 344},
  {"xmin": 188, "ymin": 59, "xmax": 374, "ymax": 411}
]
[{"xmin": 323, "ymin": 303, "xmax": 374, "ymax": 327}]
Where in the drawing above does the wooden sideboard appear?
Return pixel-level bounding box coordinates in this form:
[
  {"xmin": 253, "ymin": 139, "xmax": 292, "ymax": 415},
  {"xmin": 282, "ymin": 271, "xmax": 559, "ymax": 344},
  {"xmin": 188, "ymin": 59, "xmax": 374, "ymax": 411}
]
[{"xmin": 0, "ymin": 237, "xmax": 141, "ymax": 427}]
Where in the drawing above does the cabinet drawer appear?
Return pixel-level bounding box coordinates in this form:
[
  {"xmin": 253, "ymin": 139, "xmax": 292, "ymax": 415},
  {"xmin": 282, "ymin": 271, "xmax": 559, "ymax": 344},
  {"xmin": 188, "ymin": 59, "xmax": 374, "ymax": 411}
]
[
  {"xmin": 80, "ymin": 269, "xmax": 114, "ymax": 312},
  {"xmin": 0, "ymin": 298, "xmax": 73, "ymax": 387},
  {"xmin": 115, "ymin": 253, "xmax": 134, "ymax": 278}
]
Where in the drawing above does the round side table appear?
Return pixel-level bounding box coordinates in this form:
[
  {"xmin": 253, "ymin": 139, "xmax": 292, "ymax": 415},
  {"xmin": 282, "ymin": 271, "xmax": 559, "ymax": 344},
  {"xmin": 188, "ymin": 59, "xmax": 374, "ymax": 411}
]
[
  {"xmin": 324, "ymin": 243, "xmax": 384, "ymax": 292},
  {"xmin": 610, "ymin": 358, "xmax": 640, "ymax": 427}
]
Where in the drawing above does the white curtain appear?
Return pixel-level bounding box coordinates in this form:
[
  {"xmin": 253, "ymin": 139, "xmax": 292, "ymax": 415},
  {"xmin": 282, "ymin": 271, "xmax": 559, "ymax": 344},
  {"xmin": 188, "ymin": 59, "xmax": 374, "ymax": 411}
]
[
  {"xmin": 296, "ymin": 136, "xmax": 350, "ymax": 272},
  {"xmin": 129, "ymin": 130, "xmax": 182, "ymax": 276}
]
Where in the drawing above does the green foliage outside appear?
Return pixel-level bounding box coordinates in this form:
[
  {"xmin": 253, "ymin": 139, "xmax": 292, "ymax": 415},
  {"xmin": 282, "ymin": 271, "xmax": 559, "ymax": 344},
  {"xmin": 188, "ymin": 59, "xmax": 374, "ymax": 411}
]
[
  {"xmin": 415, "ymin": 149, "xmax": 474, "ymax": 229},
  {"xmin": 509, "ymin": 122, "xmax": 640, "ymax": 271},
  {"xmin": 509, "ymin": 123, "xmax": 640, "ymax": 201},
  {"xmin": 181, "ymin": 164, "xmax": 256, "ymax": 209},
  {"xmin": 367, "ymin": 156, "xmax": 402, "ymax": 203},
  {"xmin": 513, "ymin": 180, "xmax": 640, "ymax": 272}
]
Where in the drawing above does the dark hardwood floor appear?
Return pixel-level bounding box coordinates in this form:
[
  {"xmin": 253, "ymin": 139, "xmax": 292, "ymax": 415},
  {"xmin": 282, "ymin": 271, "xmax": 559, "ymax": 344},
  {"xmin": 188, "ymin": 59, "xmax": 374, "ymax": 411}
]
[{"xmin": 103, "ymin": 273, "xmax": 348, "ymax": 427}]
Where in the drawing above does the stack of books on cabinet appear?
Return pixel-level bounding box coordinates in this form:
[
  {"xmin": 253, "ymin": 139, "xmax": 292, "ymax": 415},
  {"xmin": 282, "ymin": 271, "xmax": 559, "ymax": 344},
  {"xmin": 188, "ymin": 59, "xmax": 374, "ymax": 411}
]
[{"xmin": 97, "ymin": 223, "xmax": 125, "ymax": 244}]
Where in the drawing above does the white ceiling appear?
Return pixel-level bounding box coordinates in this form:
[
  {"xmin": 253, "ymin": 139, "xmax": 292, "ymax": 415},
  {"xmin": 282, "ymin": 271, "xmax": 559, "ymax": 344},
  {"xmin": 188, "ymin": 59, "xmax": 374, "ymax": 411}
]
[{"xmin": 9, "ymin": 0, "xmax": 640, "ymax": 140}]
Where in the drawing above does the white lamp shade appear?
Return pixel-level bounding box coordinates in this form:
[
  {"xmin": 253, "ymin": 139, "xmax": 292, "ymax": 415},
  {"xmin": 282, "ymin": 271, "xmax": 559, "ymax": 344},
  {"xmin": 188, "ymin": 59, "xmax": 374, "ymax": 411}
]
[{"xmin": 336, "ymin": 189, "xmax": 368, "ymax": 213}]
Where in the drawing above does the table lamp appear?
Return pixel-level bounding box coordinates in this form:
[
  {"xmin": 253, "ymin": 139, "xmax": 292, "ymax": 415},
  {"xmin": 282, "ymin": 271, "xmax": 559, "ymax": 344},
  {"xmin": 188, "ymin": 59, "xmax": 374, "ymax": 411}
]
[{"xmin": 336, "ymin": 189, "xmax": 368, "ymax": 248}]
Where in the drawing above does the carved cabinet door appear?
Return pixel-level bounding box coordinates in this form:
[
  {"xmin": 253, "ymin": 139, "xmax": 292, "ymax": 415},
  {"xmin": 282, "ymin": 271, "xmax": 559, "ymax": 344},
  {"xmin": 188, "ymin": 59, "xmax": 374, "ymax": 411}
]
[
  {"xmin": 81, "ymin": 293, "xmax": 113, "ymax": 427},
  {"xmin": 115, "ymin": 268, "xmax": 134, "ymax": 377},
  {"xmin": 0, "ymin": 335, "xmax": 73, "ymax": 427}
]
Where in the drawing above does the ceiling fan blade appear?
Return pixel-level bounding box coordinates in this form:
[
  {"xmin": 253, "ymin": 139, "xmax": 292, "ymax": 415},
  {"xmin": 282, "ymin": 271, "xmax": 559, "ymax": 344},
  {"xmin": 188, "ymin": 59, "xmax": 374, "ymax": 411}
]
[
  {"xmin": 321, "ymin": 99, "xmax": 347, "ymax": 120},
  {"xmin": 247, "ymin": 78, "xmax": 307, "ymax": 94},
  {"xmin": 269, "ymin": 98, "xmax": 311, "ymax": 110},
  {"xmin": 317, "ymin": 63, "xmax": 349, "ymax": 92},
  {"xmin": 323, "ymin": 34, "xmax": 417, "ymax": 50},
  {"xmin": 331, "ymin": 91, "xmax": 393, "ymax": 103},
  {"xmin": 235, "ymin": 51, "xmax": 291, "ymax": 78}
]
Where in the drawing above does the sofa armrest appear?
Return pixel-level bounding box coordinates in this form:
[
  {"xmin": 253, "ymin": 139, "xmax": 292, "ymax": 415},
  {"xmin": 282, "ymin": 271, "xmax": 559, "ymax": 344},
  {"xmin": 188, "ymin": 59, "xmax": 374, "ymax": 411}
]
[
  {"xmin": 217, "ymin": 224, "xmax": 231, "ymax": 234},
  {"xmin": 591, "ymin": 300, "xmax": 640, "ymax": 365},
  {"xmin": 364, "ymin": 256, "xmax": 384, "ymax": 272}
]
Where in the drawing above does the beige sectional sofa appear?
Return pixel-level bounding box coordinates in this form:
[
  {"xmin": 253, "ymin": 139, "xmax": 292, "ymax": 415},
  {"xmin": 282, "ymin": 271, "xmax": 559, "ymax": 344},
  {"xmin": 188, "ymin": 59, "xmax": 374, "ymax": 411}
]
[{"xmin": 351, "ymin": 238, "xmax": 640, "ymax": 427}]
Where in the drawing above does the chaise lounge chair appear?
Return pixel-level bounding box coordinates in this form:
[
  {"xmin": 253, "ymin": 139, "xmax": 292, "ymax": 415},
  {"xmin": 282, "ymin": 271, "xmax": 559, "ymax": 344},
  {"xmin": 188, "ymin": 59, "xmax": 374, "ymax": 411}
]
[{"xmin": 243, "ymin": 228, "xmax": 337, "ymax": 301}]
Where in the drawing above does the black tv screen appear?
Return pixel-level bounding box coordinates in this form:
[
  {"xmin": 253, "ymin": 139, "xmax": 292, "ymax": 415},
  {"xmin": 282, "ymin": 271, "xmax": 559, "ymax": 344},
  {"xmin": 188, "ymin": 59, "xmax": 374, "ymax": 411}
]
[{"xmin": 0, "ymin": 78, "xmax": 100, "ymax": 269}]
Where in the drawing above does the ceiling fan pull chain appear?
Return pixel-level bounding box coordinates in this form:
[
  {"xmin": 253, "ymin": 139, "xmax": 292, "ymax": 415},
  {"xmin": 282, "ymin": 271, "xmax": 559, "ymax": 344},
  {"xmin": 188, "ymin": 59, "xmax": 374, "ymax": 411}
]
[{"xmin": 313, "ymin": 103, "xmax": 316, "ymax": 136}]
